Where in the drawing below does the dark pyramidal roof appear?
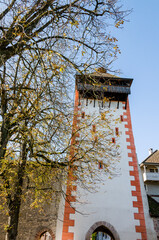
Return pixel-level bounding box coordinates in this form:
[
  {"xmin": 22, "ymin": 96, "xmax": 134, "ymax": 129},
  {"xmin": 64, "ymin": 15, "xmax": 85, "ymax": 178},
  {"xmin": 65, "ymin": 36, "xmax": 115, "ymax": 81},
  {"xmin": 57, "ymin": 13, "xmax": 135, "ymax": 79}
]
[{"xmin": 76, "ymin": 67, "xmax": 133, "ymax": 84}]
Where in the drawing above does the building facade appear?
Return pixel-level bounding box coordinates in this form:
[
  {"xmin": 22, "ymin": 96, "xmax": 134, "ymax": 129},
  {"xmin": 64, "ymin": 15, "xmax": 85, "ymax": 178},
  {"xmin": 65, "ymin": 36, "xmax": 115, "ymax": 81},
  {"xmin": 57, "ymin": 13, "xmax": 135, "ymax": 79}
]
[
  {"xmin": 56, "ymin": 69, "xmax": 156, "ymax": 240},
  {"xmin": 140, "ymin": 150, "xmax": 159, "ymax": 239}
]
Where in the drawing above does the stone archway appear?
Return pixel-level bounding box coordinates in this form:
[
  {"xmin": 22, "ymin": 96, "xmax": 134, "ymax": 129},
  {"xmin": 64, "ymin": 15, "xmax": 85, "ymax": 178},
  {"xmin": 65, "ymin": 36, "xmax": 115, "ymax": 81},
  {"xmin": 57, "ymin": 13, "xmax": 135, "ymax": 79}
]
[
  {"xmin": 35, "ymin": 227, "xmax": 55, "ymax": 240},
  {"xmin": 85, "ymin": 221, "xmax": 120, "ymax": 240}
]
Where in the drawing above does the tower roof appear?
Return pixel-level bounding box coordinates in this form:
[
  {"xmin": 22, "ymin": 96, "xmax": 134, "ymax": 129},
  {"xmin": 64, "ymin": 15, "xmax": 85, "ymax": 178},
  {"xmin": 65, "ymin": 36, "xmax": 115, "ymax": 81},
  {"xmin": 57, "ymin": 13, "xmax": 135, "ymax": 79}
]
[
  {"xmin": 76, "ymin": 69, "xmax": 133, "ymax": 101},
  {"xmin": 76, "ymin": 68, "xmax": 133, "ymax": 85},
  {"xmin": 87, "ymin": 68, "xmax": 119, "ymax": 78}
]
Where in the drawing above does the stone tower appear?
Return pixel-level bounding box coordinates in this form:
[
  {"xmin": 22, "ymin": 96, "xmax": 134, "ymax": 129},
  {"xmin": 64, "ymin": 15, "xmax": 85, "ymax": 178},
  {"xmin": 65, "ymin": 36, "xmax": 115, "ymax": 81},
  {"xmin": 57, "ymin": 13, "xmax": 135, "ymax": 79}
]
[{"xmin": 56, "ymin": 69, "xmax": 155, "ymax": 240}]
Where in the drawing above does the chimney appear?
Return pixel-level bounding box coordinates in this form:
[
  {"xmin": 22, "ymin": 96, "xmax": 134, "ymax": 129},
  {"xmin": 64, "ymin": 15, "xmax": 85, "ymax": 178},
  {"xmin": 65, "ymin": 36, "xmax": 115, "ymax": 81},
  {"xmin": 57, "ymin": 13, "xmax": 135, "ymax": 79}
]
[{"xmin": 149, "ymin": 148, "xmax": 153, "ymax": 155}]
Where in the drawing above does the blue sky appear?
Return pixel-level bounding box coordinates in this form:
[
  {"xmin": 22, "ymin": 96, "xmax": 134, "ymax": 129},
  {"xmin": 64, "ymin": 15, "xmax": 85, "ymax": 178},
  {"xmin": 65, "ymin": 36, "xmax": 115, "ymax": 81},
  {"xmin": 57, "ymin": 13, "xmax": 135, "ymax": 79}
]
[{"xmin": 111, "ymin": 0, "xmax": 159, "ymax": 163}]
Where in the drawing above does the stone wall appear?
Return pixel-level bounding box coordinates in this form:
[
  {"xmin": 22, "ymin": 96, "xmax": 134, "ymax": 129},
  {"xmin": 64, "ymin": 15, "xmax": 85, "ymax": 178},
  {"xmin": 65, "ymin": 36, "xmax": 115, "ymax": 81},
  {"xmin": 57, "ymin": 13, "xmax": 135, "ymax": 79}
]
[
  {"xmin": 17, "ymin": 193, "xmax": 60, "ymax": 240},
  {"xmin": 153, "ymin": 218, "xmax": 159, "ymax": 240},
  {"xmin": 0, "ymin": 182, "xmax": 62, "ymax": 240},
  {"xmin": 0, "ymin": 208, "xmax": 7, "ymax": 239}
]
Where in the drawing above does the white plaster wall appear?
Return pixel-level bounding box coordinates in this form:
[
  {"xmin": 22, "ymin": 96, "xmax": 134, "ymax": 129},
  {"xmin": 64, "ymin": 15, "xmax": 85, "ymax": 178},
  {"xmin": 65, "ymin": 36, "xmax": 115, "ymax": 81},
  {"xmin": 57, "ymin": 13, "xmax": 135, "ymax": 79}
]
[
  {"xmin": 70, "ymin": 99, "xmax": 141, "ymax": 240},
  {"xmin": 146, "ymin": 183, "xmax": 159, "ymax": 195},
  {"xmin": 138, "ymin": 167, "xmax": 157, "ymax": 240}
]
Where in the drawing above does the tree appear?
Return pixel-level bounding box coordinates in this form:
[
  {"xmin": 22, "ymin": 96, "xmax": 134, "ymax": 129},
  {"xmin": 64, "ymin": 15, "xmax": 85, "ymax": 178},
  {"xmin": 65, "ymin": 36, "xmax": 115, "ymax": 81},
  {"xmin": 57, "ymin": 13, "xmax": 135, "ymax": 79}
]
[
  {"xmin": 0, "ymin": 1, "xmax": 128, "ymax": 239},
  {"xmin": 0, "ymin": 0, "xmax": 127, "ymax": 68},
  {"xmin": 0, "ymin": 53, "xmax": 119, "ymax": 240}
]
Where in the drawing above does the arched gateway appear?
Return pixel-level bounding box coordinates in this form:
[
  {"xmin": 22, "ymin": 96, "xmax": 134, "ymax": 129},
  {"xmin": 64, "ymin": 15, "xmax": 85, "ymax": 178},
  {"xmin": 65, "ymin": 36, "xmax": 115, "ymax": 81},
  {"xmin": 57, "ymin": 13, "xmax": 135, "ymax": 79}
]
[{"xmin": 85, "ymin": 221, "xmax": 120, "ymax": 240}]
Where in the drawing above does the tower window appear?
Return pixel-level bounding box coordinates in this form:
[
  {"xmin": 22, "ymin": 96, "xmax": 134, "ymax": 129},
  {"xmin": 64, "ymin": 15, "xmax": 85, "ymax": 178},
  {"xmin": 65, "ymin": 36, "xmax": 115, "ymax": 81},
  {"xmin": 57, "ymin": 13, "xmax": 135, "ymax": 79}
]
[
  {"xmin": 81, "ymin": 112, "xmax": 85, "ymax": 119},
  {"xmin": 115, "ymin": 127, "xmax": 119, "ymax": 136},
  {"xmin": 92, "ymin": 125, "xmax": 96, "ymax": 132},
  {"xmin": 98, "ymin": 161, "xmax": 103, "ymax": 169},
  {"xmin": 120, "ymin": 115, "xmax": 123, "ymax": 122},
  {"xmin": 112, "ymin": 138, "xmax": 115, "ymax": 143}
]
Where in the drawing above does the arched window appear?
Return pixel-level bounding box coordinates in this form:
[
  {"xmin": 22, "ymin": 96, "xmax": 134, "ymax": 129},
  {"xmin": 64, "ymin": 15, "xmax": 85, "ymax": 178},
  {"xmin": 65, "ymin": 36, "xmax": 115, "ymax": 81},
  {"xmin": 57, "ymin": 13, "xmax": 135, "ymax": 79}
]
[
  {"xmin": 90, "ymin": 226, "xmax": 115, "ymax": 240},
  {"xmin": 40, "ymin": 231, "xmax": 53, "ymax": 240}
]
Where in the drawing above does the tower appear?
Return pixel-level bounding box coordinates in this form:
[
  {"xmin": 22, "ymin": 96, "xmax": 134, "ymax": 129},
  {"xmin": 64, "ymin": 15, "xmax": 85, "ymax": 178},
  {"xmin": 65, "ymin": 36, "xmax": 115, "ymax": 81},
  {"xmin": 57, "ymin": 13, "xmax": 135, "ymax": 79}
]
[{"xmin": 56, "ymin": 69, "xmax": 150, "ymax": 240}]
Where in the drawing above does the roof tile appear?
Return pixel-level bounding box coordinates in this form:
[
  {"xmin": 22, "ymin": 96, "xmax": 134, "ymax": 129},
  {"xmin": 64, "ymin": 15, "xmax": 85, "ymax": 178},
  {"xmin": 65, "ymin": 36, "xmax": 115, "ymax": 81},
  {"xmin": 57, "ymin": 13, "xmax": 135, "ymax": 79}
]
[{"xmin": 144, "ymin": 150, "xmax": 159, "ymax": 164}]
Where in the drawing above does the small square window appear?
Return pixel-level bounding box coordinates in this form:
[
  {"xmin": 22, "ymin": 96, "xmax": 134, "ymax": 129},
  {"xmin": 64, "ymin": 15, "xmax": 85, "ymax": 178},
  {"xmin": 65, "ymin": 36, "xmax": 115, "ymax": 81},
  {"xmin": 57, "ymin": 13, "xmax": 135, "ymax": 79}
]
[
  {"xmin": 81, "ymin": 112, "xmax": 85, "ymax": 119},
  {"xmin": 115, "ymin": 127, "xmax": 119, "ymax": 136},
  {"xmin": 120, "ymin": 115, "xmax": 123, "ymax": 122},
  {"xmin": 98, "ymin": 161, "xmax": 103, "ymax": 169},
  {"xmin": 92, "ymin": 125, "xmax": 96, "ymax": 132}
]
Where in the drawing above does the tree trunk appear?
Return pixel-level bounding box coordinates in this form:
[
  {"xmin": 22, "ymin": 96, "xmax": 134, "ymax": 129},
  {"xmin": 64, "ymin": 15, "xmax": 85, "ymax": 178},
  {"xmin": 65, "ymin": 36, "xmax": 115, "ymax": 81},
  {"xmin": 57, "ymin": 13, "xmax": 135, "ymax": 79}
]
[
  {"xmin": 0, "ymin": 70, "xmax": 9, "ymax": 163},
  {"xmin": 6, "ymin": 198, "xmax": 22, "ymax": 240},
  {"xmin": 0, "ymin": 119, "xmax": 9, "ymax": 162},
  {"xmin": 6, "ymin": 141, "xmax": 27, "ymax": 240}
]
